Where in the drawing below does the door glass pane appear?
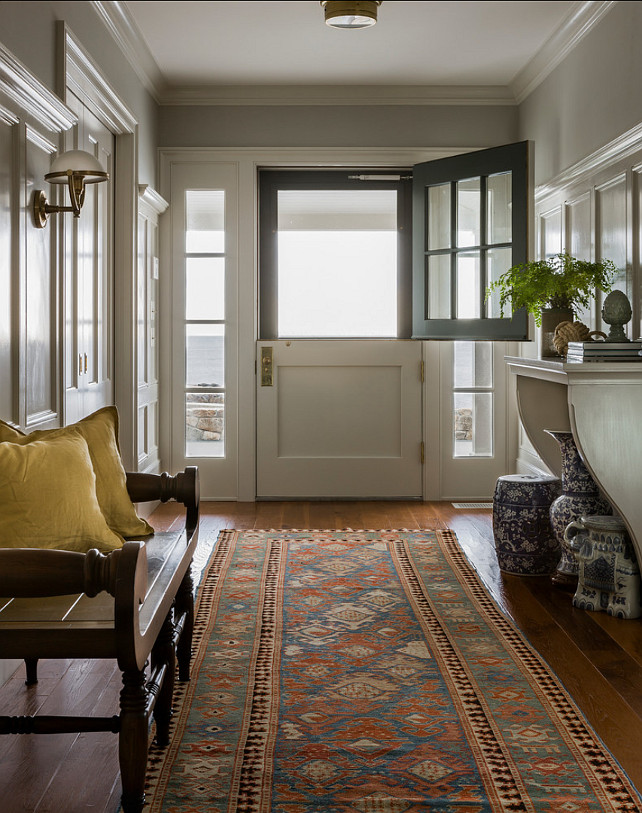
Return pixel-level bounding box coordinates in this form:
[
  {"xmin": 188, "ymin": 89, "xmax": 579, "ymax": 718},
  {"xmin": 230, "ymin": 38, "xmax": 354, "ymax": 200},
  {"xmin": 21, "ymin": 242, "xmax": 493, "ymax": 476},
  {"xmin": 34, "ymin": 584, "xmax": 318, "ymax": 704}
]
[
  {"xmin": 486, "ymin": 247, "xmax": 512, "ymax": 318},
  {"xmin": 277, "ymin": 190, "xmax": 398, "ymax": 337},
  {"xmin": 457, "ymin": 177, "xmax": 480, "ymax": 247},
  {"xmin": 454, "ymin": 342, "xmax": 492, "ymax": 388},
  {"xmin": 487, "ymin": 172, "xmax": 512, "ymax": 244},
  {"xmin": 456, "ymin": 251, "xmax": 480, "ymax": 318},
  {"xmin": 427, "ymin": 254, "xmax": 451, "ymax": 318},
  {"xmin": 186, "ymin": 190, "xmax": 225, "ymax": 253},
  {"xmin": 186, "ymin": 258, "xmax": 225, "ymax": 320},
  {"xmin": 186, "ymin": 392, "xmax": 224, "ymax": 458},
  {"xmin": 428, "ymin": 183, "xmax": 450, "ymax": 250},
  {"xmin": 454, "ymin": 392, "xmax": 493, "ymax": 458},
  {"xmin": 186, "ymin": 324, "xmax": 224, "ymax": 388}
]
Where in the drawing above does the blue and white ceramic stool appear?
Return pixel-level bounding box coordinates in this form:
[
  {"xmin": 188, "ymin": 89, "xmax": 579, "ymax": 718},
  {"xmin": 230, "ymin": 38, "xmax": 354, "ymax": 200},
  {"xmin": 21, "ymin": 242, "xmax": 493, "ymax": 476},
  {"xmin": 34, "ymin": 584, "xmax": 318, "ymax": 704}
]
[{"xmin": 493, "ymin": 474, "xmax": 562, "ymax": 575}]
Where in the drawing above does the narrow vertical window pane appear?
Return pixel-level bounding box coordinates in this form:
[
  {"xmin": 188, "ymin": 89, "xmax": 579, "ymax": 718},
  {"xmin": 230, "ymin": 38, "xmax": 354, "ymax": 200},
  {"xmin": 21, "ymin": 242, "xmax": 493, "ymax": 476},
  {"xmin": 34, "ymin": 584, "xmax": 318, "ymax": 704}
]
[
  {"xmin": 454, "ymin": 342, "xmax": 492, "ymax": 389},
  {"xmin": 186, "ymin": 258, "xmax": 225, "ymax": 320},
  {"xmin": 457, "ymin": 177, "xmax": 480, "ymax": 247},
  {"xmin": 186, "ymin": 190, "xmax": 225, "ymax": 253},
  {"xmin": 277, "ymin": 190, "xmax": 397, "ymax": 337},
  {"xmin": 486, "ymin": 247, "xmax": 512, "ymax": 318},
  {"xmin": 428, "ymin": 183, "xmax": 451, "ymax": 250},
  {"xmin": 487, "ymin": 172, "xmax": 512, "ymax": 244},
  {"xmin": 454, "ymin": 392, "xmax": 493, "ymax": 458},
  {"xmin": 186, "ymin": 324, "xmax": 225, "ymax": 388},
  {"xmin": 457, "ymin": 251, "xmax": 480, "ymax": 318},
  {"xmin": 427, "ymin": 254, "xmax": 451, "ymax": 318},
  {"xmin": 186, "ymin": 392, "xmax": 224, "ymax": 458}
]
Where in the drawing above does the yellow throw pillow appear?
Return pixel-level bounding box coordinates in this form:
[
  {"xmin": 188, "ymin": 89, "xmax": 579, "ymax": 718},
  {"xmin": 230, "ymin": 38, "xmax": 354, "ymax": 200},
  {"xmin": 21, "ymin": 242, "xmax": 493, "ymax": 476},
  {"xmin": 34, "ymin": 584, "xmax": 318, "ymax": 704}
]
[
  {"xmin": 0, "ymin": 407, "xmax": 153, "ymax": 538},
  {"xmin": 0, "ymin": 432, "xmax": 124, "ymax": 552}
]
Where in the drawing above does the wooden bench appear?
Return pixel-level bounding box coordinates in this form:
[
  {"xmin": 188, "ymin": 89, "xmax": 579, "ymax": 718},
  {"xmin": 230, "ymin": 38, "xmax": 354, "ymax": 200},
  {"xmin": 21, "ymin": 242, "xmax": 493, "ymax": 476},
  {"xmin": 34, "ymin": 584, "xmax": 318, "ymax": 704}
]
[{"xmin": 0, "ymin": 467, "xmax": 200, "ymax": 813}]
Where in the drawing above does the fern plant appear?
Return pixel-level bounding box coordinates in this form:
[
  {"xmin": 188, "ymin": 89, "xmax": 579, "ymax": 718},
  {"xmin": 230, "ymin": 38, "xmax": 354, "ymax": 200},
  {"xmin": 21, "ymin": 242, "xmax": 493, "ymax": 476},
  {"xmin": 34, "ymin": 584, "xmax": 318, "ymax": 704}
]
[{"xmin": 486, "ymin": 253, "xmax": 616, "ymax": 326}]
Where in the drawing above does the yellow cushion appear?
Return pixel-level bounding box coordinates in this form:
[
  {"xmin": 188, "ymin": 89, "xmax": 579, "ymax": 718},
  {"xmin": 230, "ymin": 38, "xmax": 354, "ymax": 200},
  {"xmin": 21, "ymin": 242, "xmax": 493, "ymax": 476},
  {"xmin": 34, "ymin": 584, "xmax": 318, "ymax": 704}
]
[
  {"xmin": 0, "ymin": 432, "xmax": 124, "ymax": 552},
  {"xmin": 0, "ymin": 407, "xmax": 153, "ymax": 538}
]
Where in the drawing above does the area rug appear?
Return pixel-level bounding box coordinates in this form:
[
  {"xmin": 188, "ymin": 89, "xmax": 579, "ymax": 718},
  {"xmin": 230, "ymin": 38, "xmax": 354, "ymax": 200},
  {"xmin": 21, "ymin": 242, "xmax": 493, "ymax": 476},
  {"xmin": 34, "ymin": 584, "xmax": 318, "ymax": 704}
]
[{"xmin": 143, "ymin": 529, "xmax": 641, "ymax": 812}]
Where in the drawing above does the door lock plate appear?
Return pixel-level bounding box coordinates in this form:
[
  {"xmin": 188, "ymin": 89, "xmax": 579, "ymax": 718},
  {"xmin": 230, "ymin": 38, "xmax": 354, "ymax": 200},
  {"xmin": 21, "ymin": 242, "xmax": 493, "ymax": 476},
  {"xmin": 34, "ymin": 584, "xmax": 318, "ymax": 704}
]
[{"xmin": 260, "ymin": 346, "xmax": 273, "ymax": 386}]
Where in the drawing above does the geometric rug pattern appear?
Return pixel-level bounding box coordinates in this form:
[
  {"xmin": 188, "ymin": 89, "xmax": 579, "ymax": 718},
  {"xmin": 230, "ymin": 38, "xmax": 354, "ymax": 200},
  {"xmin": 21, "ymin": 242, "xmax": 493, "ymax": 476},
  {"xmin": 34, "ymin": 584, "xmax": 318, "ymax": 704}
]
[{"xmin": 143, "ymin": 529, "xmax": 641, "ymax": 812}]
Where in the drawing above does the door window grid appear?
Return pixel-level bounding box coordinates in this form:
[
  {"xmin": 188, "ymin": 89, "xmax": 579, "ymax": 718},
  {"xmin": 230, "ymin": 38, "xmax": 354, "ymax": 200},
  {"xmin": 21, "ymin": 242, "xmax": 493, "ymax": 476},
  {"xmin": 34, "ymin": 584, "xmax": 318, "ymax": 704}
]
[
  {"xmin": 184, "ymin": 190, "xmax": 225, "ymax": 458},
  {"xmin": 453, "ymin": 342, "xmax": 493, "ymax": 458},
  {"xmin": 425, "ymin": 172, "xmax": 513, "ymax": 321}
]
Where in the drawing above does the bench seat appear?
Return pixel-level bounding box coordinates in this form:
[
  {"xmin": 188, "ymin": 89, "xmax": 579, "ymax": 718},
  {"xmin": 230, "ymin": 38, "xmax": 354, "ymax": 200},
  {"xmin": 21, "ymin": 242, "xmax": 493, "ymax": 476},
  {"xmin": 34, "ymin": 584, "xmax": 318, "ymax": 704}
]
[{"xmin": 0, "ymin": 467, "xmax": 200, "ymax": 813}]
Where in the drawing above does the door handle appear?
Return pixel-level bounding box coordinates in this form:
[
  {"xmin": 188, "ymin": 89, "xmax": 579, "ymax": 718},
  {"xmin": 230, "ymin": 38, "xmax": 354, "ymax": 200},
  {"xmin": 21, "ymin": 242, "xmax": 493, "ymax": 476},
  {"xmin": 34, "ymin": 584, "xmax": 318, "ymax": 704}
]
[{"xmin": 260, "ymin": 346, "xmax": 273, "ymax": 386}]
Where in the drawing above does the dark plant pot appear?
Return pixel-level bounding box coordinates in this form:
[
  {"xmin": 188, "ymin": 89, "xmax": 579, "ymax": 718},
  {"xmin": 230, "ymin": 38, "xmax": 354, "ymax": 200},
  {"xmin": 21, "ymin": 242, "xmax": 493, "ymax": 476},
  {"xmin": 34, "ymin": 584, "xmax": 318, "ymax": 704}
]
[{"xmin": 540, "ymin": 307, "xmax": 574, "ymax": 358}]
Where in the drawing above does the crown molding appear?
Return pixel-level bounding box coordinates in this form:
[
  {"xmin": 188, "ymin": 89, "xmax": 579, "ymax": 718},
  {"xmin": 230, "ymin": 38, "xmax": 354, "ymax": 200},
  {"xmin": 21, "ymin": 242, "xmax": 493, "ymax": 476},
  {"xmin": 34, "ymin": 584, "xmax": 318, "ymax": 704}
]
[
  {"xmin": 511, "ymin": 1, "xmax": 616, "ymax": 104},
  {"xmin": 94, "ymin": 1, "xmax": 615, "ymax": 109},
  {"xmin": 91, "ymin": 0, "xmax": 166, "ymax": 101},
  {"xmin": 62, "ymin": 23, "xmax": 137, "ymax": 135},
  {"xmin": 159, "ymin": 84, "xmax": 516, "ymax": 107},
  {"xmin": 0, "ymin": 43, "xmax": 75, "ymax": 132},
  {"xmin": 535, "ymin": 120, "xmax": 642, "ymax": 202},
  {"xmin": 138, "ymin": 184, "xmax": 169, "ymax": 215}
]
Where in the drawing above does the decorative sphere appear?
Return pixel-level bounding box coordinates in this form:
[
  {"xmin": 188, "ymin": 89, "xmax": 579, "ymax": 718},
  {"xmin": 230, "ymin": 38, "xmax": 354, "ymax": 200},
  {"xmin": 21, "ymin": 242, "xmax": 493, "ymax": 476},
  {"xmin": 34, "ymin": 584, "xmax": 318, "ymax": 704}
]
[{"xmin": 602, "ymin": 289, "xmax": 632, "ymax": 325}]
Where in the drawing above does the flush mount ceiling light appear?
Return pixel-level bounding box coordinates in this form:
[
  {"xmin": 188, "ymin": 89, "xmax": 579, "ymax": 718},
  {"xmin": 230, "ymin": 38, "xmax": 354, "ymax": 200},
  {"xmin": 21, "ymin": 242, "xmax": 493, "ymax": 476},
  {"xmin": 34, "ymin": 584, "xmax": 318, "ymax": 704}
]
[
  {"xmin": 33, "ymin": 149, "xmax": 109, "ymax": 228},
  {"xmin": 321, "ymin": 1, "xmax": 382, "ymax": 29}
]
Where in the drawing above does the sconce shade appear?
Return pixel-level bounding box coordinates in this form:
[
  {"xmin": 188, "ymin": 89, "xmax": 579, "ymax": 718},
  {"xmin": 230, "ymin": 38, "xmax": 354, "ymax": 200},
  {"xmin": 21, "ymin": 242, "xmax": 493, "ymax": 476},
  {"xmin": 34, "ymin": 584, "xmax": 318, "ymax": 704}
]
[
  {"xmin": 34, "ymin": 149, "xmax": 109, "ymax": 228},
  {"xmin": 45, "ymin": 149, "xmax": 108, "ymax": 185},
  {"xmin": 321, "ymin": 1, "xmax": 381, "ymax": 29}
]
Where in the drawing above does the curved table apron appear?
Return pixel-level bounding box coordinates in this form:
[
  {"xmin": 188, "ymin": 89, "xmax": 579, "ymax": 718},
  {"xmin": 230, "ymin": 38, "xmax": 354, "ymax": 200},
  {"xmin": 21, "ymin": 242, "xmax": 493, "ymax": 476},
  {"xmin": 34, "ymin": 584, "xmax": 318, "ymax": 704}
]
[{"xmin": 506, "ymin": 356, "xmax": 642, "ymax": 566}]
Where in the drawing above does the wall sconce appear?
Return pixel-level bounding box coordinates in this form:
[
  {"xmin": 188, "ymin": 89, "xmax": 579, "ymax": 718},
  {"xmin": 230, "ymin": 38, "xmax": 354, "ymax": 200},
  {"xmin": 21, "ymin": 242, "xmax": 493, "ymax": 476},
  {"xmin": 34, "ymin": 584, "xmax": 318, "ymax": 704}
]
[{"xmin": 33, "ymin": 149, "xmax": 109, "ymax": 228}]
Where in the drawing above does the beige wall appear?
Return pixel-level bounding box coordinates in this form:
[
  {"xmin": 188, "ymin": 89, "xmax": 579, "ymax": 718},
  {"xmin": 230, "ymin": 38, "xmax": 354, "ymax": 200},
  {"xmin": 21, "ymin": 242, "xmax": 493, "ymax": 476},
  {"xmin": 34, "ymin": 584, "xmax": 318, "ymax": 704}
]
[
  {"xmin": 519, "ymin": 2, "xmax": 642, "ymax": 187},
  {"xmin": 158, "ymin": 102, "xmax": 518, "ymax": 150},
  {"xmin": 0, "ymin": 0, "xmax": 158, "ymax": 184}
]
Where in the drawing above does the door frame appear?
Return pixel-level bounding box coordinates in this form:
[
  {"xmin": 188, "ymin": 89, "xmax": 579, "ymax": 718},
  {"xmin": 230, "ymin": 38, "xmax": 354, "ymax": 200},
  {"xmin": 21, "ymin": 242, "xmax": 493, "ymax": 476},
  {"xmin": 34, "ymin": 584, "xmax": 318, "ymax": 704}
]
[
  {"xmin": 159, "ymin": 146, "xmax": 498, "ymax": 501},
  {"xmin": 59, "ymin": 23, "xmax": 139, "ymax": 466}
]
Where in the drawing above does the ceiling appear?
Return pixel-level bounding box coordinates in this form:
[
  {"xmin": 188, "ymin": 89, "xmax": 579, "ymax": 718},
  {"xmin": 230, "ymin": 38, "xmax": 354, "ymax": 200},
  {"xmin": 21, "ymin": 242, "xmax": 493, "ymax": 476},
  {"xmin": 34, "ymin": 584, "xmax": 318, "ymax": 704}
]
[{"xmin": 120, "ymin": 1, "xmax": 587, "ymax": 94}]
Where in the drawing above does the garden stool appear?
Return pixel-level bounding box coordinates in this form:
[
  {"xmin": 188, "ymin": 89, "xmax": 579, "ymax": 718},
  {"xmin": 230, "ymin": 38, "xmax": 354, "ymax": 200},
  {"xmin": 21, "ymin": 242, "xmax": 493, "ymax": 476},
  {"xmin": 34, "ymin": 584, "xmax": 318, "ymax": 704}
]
[{"xmin": 493, "ymin": 474, "xmax": 561, "ymax": 575}]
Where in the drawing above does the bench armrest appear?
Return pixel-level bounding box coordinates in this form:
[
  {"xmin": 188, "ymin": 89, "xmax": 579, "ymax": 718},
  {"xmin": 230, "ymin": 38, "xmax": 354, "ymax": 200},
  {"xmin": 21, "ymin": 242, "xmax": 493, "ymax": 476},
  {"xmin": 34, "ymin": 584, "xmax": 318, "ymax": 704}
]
[{"xmin": 125, "ymin": 467, "xmax": 199, "ymax": 535}]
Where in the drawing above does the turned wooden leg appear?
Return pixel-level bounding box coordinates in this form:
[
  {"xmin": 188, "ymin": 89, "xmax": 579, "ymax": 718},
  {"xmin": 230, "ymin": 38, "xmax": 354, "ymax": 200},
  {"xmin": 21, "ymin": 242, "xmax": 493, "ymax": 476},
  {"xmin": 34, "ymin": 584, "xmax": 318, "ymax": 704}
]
[
  {"xmin": 176, "ymin": 568, "xmax": 194, "ymax": 682},
  {"xmin": 151, "ymin": 612, "xmax": 175, "ymax": 748},
  {"xmin": 24, "ymin": 658, "xmax": 38, "ymax": 686},
  {"xmin": 119, "ymin": 668, "xmax": 148, "ymax": 813}
]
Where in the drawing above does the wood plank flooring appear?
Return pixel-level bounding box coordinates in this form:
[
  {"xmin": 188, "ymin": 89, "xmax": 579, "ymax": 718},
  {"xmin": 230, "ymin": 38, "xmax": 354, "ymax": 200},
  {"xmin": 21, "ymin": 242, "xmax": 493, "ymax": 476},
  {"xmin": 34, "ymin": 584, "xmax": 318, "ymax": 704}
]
[{"xmin": 1, "ymin": 500, "xmax": 641, "ymax": 811}]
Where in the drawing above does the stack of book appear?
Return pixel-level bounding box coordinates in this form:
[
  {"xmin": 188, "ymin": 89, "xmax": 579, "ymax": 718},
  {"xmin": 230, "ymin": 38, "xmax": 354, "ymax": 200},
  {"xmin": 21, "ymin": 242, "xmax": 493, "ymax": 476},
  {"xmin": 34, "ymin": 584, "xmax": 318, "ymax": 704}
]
[{"xmin": 566, "ymin": 340, "xmax": 642, "ymax": 362}]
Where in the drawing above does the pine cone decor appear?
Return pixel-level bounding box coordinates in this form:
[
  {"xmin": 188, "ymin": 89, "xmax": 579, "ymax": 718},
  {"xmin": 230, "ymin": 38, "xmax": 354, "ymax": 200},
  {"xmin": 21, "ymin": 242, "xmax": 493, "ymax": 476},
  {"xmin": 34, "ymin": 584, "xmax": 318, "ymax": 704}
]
[{"xmin": 553, "ymin": 320, "xmax": 599, "ymax": 356}]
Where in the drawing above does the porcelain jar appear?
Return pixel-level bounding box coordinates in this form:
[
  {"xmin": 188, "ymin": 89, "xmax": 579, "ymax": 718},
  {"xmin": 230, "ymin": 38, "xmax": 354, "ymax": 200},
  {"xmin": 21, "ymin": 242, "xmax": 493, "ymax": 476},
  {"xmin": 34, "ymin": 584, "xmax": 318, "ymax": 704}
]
[
  {"xmin": 545, "ymin": 429, "xmax": 612, "ymax": 589},
  {"xmin": 565, "ymin": 514, "xmax": 641, "ymax": 619}
]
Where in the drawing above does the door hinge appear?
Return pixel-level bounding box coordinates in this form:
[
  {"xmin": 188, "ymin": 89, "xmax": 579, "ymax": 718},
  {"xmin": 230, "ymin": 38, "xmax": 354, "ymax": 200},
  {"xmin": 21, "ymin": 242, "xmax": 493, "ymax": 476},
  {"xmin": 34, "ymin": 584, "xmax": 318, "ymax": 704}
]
[
  {"xmin": 420, "ymin": 361, "xmax": 425, "ymax": 383},
  {"xmin": 420, "ymin": 441, "xmax": 425, "ymax": 465}
]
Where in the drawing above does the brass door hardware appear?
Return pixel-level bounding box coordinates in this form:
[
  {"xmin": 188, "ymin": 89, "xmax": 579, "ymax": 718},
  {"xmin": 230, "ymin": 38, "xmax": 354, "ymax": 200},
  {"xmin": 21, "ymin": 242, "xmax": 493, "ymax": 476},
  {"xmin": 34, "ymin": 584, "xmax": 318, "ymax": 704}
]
[{"xmin": 260, "ymin": 346, "xmax": 273, "ymax": 386}]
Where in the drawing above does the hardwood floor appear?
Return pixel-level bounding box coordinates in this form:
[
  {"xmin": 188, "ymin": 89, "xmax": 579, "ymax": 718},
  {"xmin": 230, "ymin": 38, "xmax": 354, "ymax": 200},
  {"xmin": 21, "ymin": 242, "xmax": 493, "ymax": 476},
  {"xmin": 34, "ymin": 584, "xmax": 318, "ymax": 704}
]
[{"xmin": 1, "ymin": 500, "xmax": 641, "ymax": 811}]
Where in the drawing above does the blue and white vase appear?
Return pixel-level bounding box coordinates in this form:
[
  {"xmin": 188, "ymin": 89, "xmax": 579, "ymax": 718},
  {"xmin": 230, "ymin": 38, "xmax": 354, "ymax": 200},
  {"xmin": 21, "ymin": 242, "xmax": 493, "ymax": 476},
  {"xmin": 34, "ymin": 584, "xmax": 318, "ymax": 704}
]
[{"xmin": 546, "ymin": 429, "xmax": 612, "ymax": 589}]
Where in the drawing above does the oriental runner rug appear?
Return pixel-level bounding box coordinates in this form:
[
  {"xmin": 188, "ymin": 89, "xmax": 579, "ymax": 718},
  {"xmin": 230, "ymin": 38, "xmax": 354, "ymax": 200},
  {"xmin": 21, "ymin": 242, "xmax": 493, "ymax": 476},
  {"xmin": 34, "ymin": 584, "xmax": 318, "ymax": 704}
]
[{"xmin": 142, "ymin": 529, "xmax": 641, "ymax": 812}]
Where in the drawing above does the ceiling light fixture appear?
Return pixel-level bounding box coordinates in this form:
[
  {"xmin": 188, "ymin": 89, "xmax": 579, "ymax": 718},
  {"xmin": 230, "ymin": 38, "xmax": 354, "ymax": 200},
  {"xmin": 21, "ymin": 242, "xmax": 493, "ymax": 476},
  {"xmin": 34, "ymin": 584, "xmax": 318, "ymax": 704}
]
[
  {"xmin": 321, "ymin": 1, "xmax": 382, "ymax": 29},
  {"xmin": 33, "ymin": 149, "xmax": 109, "ymax": 228}
]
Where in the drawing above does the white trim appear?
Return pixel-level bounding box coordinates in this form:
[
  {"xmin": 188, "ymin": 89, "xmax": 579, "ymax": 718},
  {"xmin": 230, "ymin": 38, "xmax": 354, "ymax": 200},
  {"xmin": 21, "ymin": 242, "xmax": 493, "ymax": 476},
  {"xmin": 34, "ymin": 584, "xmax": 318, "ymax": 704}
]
[
  {"xmin": 0, "ymin": 43, "xmax": 75, "ymax": 132},
  {"xmin": 511, "ymin": 1, "xmax": 616, "ymax": 104},
  {"xmin": 60, "ymin": 22, "xmax": 136, "ymax": 135},
  {"xmin": 138, "ymin": 184, "xmax": 169, "ymax": 216},
  {"xmin": 159, "ymin": 146, "xmax": 483, "ymax": 501},
  {"xmin": 535, "ymin": 121, "xmax": 642, "ymax": 202},
  {"xmin": 160, "ymin": 84, "xmax": 516, "ymax": 107},
  {"xmin": 91, "ymin": 0, "xmax": 165, "ymax": 102}
]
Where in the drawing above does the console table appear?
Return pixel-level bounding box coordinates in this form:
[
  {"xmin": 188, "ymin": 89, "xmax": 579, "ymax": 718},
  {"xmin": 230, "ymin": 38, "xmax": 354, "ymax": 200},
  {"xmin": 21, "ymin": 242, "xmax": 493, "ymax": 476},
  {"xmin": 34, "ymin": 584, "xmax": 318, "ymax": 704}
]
[{"xmin": 506, "ymin": 356, "xmax": 642, "ymax": 566}]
